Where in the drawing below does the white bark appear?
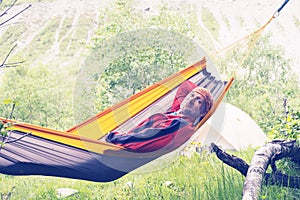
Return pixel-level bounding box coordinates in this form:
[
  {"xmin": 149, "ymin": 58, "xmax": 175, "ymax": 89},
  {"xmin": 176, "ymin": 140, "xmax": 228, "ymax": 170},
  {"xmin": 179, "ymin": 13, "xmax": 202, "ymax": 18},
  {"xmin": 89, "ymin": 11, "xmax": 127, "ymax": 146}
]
[{"xmin": 242, "ymin": 140, "xmax": 297, "ymax": 200}]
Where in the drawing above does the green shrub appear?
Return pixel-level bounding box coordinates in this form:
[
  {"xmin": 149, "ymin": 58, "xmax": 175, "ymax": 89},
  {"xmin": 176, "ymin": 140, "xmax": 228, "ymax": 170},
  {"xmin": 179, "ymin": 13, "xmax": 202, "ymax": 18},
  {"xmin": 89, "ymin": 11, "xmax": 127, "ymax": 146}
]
[{"xmin": 269, "ymin": 110, "xmax": 300, "ymax": 140}]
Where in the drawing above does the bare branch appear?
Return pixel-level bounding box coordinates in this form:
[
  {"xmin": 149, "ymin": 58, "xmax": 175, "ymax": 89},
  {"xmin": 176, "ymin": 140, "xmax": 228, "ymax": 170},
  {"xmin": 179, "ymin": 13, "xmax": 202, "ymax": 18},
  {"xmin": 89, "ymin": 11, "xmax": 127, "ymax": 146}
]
[
  {"xmin": 0, "ymin": 2, "xmax": 30, "ymax": 69},
  {"xmin": 0, "ymin": 4, "xmax": 31, "ymax": 27},
  {"xmin": 1, "ymin": 43, "xmax": 17, "ymax": 66},
  {"xmin": 0, "ymin": 44, "xmax": 25, "ymax": 69},
  {"xmin": 0, "ymin": 0, "xmax": 17, "ymax": 18},
  {"xmin": 211, "ymin": 143, "xmax": 249, "ymax": 176},
  {"xmin": 0, "ymin": 61, "xmax": 25, "ymax": 68}
]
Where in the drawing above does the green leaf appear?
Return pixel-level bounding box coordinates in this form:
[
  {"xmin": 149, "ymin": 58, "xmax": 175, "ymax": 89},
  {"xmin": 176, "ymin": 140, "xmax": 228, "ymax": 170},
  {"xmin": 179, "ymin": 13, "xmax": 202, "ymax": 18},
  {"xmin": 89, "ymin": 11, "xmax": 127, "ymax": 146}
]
[
  {"xmin": 0, "ymin": 131, "xmax": 8, "ymax": 137},
  {"xmin": 6, "ymin": 122, "xmax": 12, "ymax": 127}
]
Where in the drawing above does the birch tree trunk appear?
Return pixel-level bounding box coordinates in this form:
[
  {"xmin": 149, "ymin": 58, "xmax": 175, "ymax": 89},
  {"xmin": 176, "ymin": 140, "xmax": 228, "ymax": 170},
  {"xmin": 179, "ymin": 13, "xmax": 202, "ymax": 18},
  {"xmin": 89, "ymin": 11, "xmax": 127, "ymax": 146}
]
[
  {"xmin": 242, "ymin": 140, "xmax": 298, "ymax": 200},
  {"xmin": 211, "ymin": 140, "xmax": 300, "ymax": 200}
]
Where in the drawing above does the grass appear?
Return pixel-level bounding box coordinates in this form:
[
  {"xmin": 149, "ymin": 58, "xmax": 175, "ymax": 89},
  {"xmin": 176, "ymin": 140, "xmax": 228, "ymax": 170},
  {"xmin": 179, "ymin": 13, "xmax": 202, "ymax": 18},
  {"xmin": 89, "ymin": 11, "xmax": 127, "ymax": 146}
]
[
  {"xmin": 0, "ymin": 148, "xmax": 252, "ymax": 199},
  {"xmin": 260, "ymin": 185, "xmax": 300, "ymax": 199},
  {"xmin": 21, "ymin": 18, "xmax": 60, "ymax": 63},
  {"xmin": 201, "ymin": 7, "xmax": 220, "ymax": 41},
  {"xmin": 58, "ymin": 17, "xmax": 73, "ymax": 48},
  {"xmin": 1, "ymin": 147, "xmax": 299, "ymax": 199},
  {"xmin": 0, "ymin": 25, "xmax": 27, "ymax": 62},
  {"xmin": 60, "ymin": 16, "xmax": 95, "ymax": 57}
]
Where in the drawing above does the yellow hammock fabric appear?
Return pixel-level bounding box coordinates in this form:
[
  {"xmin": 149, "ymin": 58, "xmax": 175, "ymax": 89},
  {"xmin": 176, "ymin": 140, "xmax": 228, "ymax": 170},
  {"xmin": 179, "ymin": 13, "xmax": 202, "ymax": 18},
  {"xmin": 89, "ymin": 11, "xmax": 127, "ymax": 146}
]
[{"xmin": 67, "ymin": 58, "xmax": 208, "ymax": 139}]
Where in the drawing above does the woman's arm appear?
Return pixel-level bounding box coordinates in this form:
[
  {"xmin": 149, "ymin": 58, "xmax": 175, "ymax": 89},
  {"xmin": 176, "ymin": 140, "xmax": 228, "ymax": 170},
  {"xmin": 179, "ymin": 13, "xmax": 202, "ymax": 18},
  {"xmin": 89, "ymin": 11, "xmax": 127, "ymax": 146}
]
[{"xmin": 168, "ymin": 80, "xmax": 197, "ymax": 112}]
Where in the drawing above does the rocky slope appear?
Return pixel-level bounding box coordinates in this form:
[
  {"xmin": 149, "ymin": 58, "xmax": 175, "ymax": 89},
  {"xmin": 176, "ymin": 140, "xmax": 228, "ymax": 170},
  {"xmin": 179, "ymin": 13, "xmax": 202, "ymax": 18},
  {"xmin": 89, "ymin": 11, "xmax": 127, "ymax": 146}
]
[{"xmin": 0, "ymin": 0, "xmax": 299, "ymax": 75}]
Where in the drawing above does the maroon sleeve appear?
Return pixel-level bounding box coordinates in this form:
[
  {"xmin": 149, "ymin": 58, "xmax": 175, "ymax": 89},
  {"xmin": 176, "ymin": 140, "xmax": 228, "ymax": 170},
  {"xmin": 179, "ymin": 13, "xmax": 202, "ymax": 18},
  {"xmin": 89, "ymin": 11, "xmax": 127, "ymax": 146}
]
[{"xmin": 168, "ymin": 80, "xmax": 197, "ymax": 113}]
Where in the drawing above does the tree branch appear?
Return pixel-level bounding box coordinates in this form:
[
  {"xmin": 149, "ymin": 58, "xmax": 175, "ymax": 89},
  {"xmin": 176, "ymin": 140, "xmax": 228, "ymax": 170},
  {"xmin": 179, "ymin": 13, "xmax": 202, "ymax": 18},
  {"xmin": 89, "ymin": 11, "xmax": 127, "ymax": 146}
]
[
  {"xmin": 1, "ymin": 43, "xmax": 16, "ymax": 67},
  {"xmin": 0, "ymin": 2, "xmax": 29, "ymax": 69},
  {"xmin": 0, "ymin": 0, "xmax": 17, "ymax": 18},
  {"xmin": 0, "ymin": 3, "xmax": 32, "ymax": 27},
  {"xmin": 0, "ymin": 44, "xmax": 25, "ymax": 69},
  {"xmin": 211, "ymin": 142, "xmax": 300, "ymax": 200},
  {"xmin": 211, "ymin": 143, "xmax": 248, "ymax": 176}
]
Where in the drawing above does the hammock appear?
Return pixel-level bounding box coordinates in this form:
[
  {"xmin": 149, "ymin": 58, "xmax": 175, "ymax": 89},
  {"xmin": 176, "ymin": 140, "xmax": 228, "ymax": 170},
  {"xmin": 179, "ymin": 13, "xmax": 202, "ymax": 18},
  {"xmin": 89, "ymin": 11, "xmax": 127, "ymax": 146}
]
[
  {"xmin": 0, "ymin": 57, "xmax": 233, "ymax": 182},
  {"xmin": 0, "ymin": 0, "xmax": 289, "ymax": 182}
]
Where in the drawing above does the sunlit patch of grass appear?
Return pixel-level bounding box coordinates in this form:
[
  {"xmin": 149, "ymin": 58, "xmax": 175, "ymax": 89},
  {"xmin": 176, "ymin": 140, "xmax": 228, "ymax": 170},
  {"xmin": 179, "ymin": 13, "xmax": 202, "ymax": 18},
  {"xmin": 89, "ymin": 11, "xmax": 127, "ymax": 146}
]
[
  {"xmin": 201, "ymin": 7, "xmax": 220, "ymax": 41},
  {"xmin": 0, "ymin": 26, "xmax": 27, "ymax": 61},
  {"xmin": 22, "ymin": 18, "xmax": 60, "ymax": 63}
]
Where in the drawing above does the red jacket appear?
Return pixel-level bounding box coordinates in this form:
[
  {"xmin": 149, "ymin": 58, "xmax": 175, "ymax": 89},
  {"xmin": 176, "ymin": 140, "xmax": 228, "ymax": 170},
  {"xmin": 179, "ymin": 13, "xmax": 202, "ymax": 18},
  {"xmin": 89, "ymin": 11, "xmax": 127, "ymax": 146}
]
[{"xmin": 106, "ymin": 80, "xmax": 198, "ymax": 153}]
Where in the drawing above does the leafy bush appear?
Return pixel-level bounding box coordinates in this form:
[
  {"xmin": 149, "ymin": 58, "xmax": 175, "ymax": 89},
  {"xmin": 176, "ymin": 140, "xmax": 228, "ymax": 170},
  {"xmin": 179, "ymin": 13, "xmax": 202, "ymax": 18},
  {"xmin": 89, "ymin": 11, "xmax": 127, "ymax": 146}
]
[
  {"xmin": 269, "ymin": 110, "xmax": 300, "ymax": 140},
  {"xmin": 0, "ymin": 65, "xmax": 73, "ymax": 129},
  {"xmin": 219, "ymin": 34, "xmax": 300, "ymax": 134}
]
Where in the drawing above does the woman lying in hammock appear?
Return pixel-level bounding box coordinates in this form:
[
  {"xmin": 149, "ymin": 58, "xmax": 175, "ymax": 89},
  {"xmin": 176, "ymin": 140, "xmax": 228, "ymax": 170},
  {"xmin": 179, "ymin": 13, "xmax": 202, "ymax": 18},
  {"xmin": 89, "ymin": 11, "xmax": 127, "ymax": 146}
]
[{"xmin": 106, "ymin": 80, "xmax": 213, "ymax": 153}]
